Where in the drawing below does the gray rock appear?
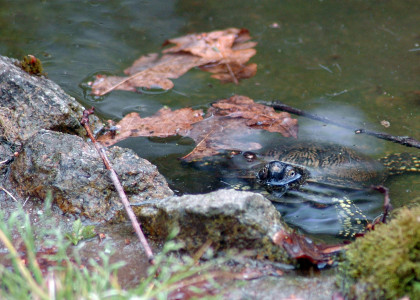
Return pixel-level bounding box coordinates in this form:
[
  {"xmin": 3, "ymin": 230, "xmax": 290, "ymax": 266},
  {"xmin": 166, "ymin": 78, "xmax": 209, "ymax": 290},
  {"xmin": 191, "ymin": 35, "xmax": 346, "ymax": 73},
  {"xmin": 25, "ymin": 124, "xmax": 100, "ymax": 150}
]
[
  {"xmin": 226, "ymin": 272, "xmax": 339, "ymax": 299},
  {"xmin": 133, "ymin": 189, "xmax": 292, "ymax": 262},
  {"xmin": 9, "ymin": 130, "xmax": 173, "ymax": 221},
  {"xmin": 0, "ymin": 55, "xmax": 101, "ymax": 144},
  {"xmin": 0, "ymin": 137, "xmax": 16, "ymax": 177}
]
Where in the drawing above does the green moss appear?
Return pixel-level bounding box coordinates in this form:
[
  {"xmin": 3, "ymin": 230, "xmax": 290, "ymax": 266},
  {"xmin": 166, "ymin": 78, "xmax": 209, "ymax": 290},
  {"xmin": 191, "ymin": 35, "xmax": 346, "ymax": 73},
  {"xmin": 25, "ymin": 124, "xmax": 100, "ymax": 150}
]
[
  {"xmin": 20, "ymin": 55, "xmax": 45, "ymax": 76},
  {"xmin": 338, "ymin": 205, "xmax": 420, "ymax": 299}
]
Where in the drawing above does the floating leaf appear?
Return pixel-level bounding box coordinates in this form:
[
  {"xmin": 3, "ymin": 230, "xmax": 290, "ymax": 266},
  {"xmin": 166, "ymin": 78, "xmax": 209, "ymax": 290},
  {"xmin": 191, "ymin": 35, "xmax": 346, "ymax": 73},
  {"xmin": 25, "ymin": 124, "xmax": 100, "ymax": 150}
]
[
  {"xmin": 90, "ymin": 28, "xmax": 257, "ymax": 96},
  {"xmin": 98, "ymin": 95, "xmax": 298, "ymax": 161},
  {"xmin": 97, "ymin": 107, "xmax": 204, "ymax": 147}
]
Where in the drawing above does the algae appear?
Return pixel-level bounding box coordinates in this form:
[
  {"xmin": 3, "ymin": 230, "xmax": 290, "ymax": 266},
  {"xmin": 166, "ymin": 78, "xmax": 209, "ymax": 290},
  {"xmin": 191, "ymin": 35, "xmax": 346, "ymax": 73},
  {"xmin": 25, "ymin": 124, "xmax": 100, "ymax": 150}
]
[
  {"xmin": 338, "ymin": 205, "xmax": 420, "ymax": 299},
  {"xmin": 19, "ymin": 55, "xmax": 45, "ymax": 76}
]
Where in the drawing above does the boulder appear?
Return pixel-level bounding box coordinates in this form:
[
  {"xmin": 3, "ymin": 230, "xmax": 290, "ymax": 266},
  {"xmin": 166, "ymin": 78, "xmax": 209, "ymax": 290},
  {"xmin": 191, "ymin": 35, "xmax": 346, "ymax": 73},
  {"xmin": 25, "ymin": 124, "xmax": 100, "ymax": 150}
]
[
  {"xmin": 132, "ymin": 189, "xmax": 292, "ymax": 262},
  {"xmin": 9, "ymin": 130, "xmax": 173, "ymax": 221},
  {"xmin": 0, "ymin": 55, "xmax": 101, "ymax": 144}
]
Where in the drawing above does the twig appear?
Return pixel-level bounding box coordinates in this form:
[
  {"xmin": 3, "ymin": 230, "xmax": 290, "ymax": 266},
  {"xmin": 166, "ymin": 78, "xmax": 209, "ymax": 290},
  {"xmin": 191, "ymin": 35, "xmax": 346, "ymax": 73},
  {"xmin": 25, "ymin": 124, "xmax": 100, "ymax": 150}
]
[
  {"xmin": 0, "ymin": 186, "xmax": 18, "ymax": 202},
  {"xmin": 262, "ymin": 101, "xmax": 420, "ymax": 149},
  {"xmin": 80, "ymin": 108, "xmax": 155, "ymax": 264},
  {"xmin": 355, "ymin": 185, "xmax": 393, "ymax": 237},
  {"xmin": 371, "ymin": 185, "xmax": 392, "ymax": 224}
]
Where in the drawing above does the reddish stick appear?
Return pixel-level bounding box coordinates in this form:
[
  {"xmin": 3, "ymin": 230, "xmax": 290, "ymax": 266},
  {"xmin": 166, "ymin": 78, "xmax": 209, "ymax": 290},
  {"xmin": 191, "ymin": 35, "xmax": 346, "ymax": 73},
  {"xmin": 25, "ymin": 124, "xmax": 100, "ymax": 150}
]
[{"xmin": 81, "ymin": 108, "xmax": 155, "ymax": 264}]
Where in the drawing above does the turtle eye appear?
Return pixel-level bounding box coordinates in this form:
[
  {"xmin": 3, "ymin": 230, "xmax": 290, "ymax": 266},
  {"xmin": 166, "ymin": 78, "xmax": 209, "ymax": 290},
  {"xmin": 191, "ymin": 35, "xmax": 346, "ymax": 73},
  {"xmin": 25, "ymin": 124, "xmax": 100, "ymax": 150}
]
[
  {"xmin": 243, "ymin": 151, "xmax": 257, "ymax": 162},
  {"xmin": 258, "ymin": 167, "xmax": 268, "ymax": 180},
  {"xmin": 288, "ymin": 170, "xmax": 295, "ymax": 177}
]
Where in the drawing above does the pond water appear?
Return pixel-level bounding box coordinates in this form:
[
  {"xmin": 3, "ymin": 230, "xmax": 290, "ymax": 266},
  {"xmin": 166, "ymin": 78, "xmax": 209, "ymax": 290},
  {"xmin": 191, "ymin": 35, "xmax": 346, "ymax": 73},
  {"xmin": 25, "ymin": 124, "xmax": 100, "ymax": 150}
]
[{"xmin": 1, "ymin": 0, "xmax": 419, "ymax": 239}]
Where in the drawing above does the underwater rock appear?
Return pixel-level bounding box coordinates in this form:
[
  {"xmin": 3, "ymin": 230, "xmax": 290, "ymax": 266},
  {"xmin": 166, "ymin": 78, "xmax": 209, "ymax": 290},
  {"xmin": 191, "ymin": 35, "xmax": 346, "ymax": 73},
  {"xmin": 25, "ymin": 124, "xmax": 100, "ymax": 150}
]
[
  {"xmin": 0, "ymin": 55, "xmax": 101, "ymax": 144},
  {"xmin": 9, "ymin": 130, "xmax": 173, "ymax": 221},
  {"xmin": 133, "ymin": 189, "xmax": 292, "ymax": 262}
]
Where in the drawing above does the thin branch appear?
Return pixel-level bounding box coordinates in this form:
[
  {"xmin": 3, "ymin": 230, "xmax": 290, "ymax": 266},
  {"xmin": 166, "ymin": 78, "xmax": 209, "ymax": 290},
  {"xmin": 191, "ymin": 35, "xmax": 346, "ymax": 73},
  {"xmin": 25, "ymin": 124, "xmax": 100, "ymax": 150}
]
[
  {"xmin": 0, "ymin": 186, "xmax": 18, "ymax": 202},
  {"xmin": 97, "ymin": 71, "xmax": 144, "ymax": 96},
  {"xmin": 262, "ymin": 100, "xmax": 420, "ymax": 149},
  {"xmin": 81, "ymin": 108, "xmax": 155, "ymax": 264},
  {"xmin": 371, "ymin": 185, "xmax": 392, "ymax": 224}
]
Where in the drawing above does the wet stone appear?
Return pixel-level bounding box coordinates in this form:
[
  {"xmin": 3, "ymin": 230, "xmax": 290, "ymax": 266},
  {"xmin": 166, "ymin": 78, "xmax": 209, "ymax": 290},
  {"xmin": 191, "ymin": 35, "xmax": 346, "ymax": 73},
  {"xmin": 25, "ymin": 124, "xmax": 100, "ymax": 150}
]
[
  {"xmin": 0, "ymin": 55, "xmax": 101, "ymax": 144},
  {"xmin": 133, "ymin": 189, "xmax": 292, "ymax": 263},
  {"xmin": 8, "ymin": 130, "xmax": 173, "ymax": 221}
]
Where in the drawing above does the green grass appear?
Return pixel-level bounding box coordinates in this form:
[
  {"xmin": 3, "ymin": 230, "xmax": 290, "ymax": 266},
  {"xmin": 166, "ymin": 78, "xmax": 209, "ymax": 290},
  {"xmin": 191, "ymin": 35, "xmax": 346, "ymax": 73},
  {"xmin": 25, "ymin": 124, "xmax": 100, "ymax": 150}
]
[{"xmin": 0, "ymin": 191, "xmax": 223, "ymax": 299}]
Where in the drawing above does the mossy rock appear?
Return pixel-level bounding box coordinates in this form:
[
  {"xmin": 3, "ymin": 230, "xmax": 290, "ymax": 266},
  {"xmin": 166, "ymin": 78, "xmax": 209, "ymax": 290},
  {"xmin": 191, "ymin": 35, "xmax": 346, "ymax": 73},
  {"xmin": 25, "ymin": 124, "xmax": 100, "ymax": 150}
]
[{"xmin": 338, "ymin": 205, "xmax": 420, "ymax": 299}]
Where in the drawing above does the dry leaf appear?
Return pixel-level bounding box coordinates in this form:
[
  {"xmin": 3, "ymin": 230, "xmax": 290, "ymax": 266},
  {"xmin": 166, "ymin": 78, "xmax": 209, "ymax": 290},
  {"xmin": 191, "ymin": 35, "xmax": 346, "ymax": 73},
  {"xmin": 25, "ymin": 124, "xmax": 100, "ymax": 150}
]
[
  {"xmin": 90, "ymin": 28, "xmax": 257, "ymax": 96},
  {"xmin": 163, "ymin": 28, "xmax": 256, "ymax": 61}
]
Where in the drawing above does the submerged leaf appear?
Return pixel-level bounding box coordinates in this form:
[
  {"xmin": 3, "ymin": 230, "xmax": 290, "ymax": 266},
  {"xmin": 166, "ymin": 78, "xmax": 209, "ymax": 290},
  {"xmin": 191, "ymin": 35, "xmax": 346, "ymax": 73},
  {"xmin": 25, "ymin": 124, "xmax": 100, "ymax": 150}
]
[
  {"xmin": 272, "ymin": 229, "xmax": 343, "ymax": 266},
  {"xmin": 181, "ymin": 95, "xmax": 298, "ymax": 161}
]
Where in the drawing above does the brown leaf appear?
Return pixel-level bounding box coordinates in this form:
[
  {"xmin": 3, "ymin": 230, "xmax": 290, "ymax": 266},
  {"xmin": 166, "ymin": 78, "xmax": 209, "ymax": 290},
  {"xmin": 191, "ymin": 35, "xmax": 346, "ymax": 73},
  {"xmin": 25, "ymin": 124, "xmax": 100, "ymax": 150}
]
[
  {"xmin": 163, "ymin": 28, "xmax": 255, "ymax": 62},
  {"xmin": 91, "ymin": 53, "xmax": 206, "ymax": 96},
  {"xmin": 97, "ymin": 107, "xmax": 204, "ymax": 147},
  {"xmin": 210, "ymin": 95, "xmax": 298, "ymax": 137},
  {"xmin": 272, "ymin": 229, "xmax": 344, "ymax": 266},
  {"xmin": 201, "ymin": 62, "xmax": 257, "ymax": 83},
  {"xmin": 97, "ymin": 95, "xmax": 298, "ymax": 160},
  {"xmin": 90, "ymin": 28, "xmax": 257, "ymax": 96},
  {"xmin": 181, "ymin": 95, "xmax": 298, "ymax": 161},
  {"xmin": 181, "ymin": 115, "xmax": 263, "ymax": 161}
]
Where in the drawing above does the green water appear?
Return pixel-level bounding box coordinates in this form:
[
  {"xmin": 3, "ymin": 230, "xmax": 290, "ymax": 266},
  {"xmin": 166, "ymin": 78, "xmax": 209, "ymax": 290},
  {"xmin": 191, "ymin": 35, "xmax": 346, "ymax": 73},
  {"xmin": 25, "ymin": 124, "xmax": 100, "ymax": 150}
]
[{"xmin": 1, "ymin": 0, "xmax": 419, "ymax": 236}]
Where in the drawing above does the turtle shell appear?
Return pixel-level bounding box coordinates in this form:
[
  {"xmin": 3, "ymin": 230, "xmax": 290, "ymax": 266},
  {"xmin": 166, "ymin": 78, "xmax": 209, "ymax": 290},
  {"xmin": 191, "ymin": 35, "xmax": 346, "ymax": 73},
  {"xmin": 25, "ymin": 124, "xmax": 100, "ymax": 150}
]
[{"xmin": 257, "ymin": 142, "xmax": 386, "ymax": 190}]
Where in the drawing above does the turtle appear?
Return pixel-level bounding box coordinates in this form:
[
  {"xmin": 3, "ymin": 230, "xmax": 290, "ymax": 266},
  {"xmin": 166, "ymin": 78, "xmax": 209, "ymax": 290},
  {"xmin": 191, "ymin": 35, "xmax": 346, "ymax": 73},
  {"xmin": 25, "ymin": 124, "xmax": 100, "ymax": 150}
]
[
  {"xmin": 227, "ymin": 142, "xmax": 420, "ymax": 199},
  {"xmin": 220, "ymin": 141, "xmax": 420, "ymax": 237}
]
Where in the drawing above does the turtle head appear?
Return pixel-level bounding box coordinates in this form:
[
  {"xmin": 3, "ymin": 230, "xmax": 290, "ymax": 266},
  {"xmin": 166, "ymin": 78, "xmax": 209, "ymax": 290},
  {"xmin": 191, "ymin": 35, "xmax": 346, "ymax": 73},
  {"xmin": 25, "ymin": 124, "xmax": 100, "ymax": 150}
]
[{"xmin": 257, "ymin": 161, "xmax": 304, "ymax": 197}]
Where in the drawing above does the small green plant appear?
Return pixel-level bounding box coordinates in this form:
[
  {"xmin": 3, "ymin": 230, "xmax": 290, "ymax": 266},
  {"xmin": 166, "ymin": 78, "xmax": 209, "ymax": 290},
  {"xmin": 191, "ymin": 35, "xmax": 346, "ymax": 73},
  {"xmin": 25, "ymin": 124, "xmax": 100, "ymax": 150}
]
[
  {"xmin": 20, "ymin": 54, "xmax": 45, "ymax": 76},
  {"xmin": 65, "ymin": 218, "xmax": 96, "ymax": 245},
  {"xmin": 338, "ymin": 205, "xmax": 420, "ymax": 299}
]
